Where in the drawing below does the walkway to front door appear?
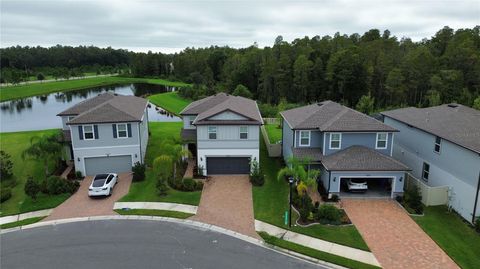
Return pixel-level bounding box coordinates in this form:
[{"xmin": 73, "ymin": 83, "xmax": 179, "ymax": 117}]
[
  {"xmin": 190, "ymin": 175, "xmax": 259, "ymax": 239},
  {"xmin": 342, "ymin": 199, "xmax": 458, "ymax": 269}
]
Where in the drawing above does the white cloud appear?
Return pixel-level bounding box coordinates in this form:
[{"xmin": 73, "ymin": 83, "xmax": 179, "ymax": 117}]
[{"xmin": 1, "ymin": 0, "xmax": 478, "ymax": 52}]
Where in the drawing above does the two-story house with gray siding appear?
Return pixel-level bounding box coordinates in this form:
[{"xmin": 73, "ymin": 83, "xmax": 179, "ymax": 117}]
[
  {"xmin": 180, "ymin": 93, "xmax": 263, "ymax": 176},
  {"xmin": 57, "ymin": 93, "xmax": 149, "ymax": 176},
  {"xmin": 382, "ymin": 104, "xmax": 480, "ymax": 223},
  {"xmin": 281, "ymin": 101, "xmax": 410, "ymax": 198}
]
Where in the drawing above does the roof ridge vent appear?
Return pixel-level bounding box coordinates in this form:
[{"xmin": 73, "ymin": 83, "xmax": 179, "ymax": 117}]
[{"xmin": 447, "ymin": 104, "xmax": 458, "ymax": 108}]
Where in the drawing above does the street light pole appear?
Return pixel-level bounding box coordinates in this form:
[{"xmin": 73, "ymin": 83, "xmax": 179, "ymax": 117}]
[{"xmin": 289, "ymin": 176, "xmax": 294, "ymax": 227}]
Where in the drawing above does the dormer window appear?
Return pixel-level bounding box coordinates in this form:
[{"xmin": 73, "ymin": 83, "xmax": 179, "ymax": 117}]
[
  {"xmin": 434, "ymin": 136, "xmax": 441, "ymax": 153},
  {"xmin": 329, "ymin": 133, "xmax": 341, "ymax": 149},
  {"xmin": 299, "ymin": 130, "xmax": 310, "ymax": 146},
  {"xmin": 376, "ymin": 133, "xmax": 388, "ymax": 149}
]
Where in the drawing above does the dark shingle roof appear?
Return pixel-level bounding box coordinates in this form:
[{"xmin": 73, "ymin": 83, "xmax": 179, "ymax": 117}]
[
  {"xmin": 292, "ymin": 147, "xmax": 324, "ymax": 162},
  {"xmin": 180, "ymin": 93, "xmax": 262, "ymax": 125},
  {"xmin": 322, "ymin": 146, "xmax": 410, "ymax": 171},
  {"xmin": 280, "ymin": 101, "xmax": 396, "ymax": 132},
  {"xmin": 58, "ymin": 93, "xmax": 148, "ymax": 125},
  {"xmin": 382, "ymin": 104, "xmax": 480, "ymax": 154}
]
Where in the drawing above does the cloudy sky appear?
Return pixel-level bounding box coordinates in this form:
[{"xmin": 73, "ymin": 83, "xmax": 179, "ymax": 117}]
[{"xmin": 1, "ymin": 0, "xmax": 479, "ymax": 53}]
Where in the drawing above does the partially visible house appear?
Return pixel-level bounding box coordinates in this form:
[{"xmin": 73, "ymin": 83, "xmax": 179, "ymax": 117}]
[
  {"xmin": 57, "ymin": 93, "xmax": 149, "ymax": 176},
  {"xmin": 280, "ymin": 101, "xmax": 410, "ymax": 198},
  {"xmin": 179, "ymin": 93, "xmax": 263, "ymax": 176},
  {"xmin": 382, "ymin": 104, "xmax": 480, "ymax": 223}
]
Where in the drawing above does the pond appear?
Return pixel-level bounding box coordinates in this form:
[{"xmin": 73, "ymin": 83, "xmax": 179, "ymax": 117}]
[{"xmin": 0, "ymin": 83, "xmax": 181, "ymax": 133}]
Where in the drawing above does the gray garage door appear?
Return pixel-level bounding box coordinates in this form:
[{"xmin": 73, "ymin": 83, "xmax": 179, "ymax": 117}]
[
  {"xmin": 84, "ymin": 155, "xmax": 132, "ymax": 176},
  {"xmin": 206, "ymin": 157, "xmax": 250, "ymax": 175}
]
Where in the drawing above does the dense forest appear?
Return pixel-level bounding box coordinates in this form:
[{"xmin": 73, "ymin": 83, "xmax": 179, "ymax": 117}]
[{"xmin": 2, "ymin": 26, "xmax": 479, "ymax": 111}]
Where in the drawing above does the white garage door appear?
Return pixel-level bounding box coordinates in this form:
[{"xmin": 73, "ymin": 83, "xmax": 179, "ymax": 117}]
[{"xmin": 84, "ymin": 155, "xmax": 132, "ymax": 176}]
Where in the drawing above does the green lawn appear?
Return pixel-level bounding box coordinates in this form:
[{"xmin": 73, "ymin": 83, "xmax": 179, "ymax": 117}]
[
  {"xmin": 114, "ymin": 209, "xmax": 193, "ymax": 219},
  {"xmin": 148, "ymin": 92, "xmax": 191, "ymax": 116},
  {"xmin": 0, "ymin": 129, "xmax": 71, "ymax": 217},
  {"xmin": 264, "ymin": 123, "xmax": 282, "ymax": 144},
  {"xmin": 0, "ymin": 76, "xmax": 191, "ymax": 102},
  {"xmin": 413, "ymin": 206, "xmax": 480, "ymax": 269},
  {"xmin": 253, "ymin": 137, "xmax": 369, "ymax": 251},
  {"xmin": 0, "ymin": 216, "xmax": 45, "ymax": 229},
  {"xmin": 259, "ymin": 232, "xmax": 380, "ymax": 269},
  {"xmin": 119, "ymin": 122, "xmax": 201, "ymax": 205}
]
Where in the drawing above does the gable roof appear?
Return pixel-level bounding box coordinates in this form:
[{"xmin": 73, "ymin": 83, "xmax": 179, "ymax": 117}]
[
  {"xmin": 382, "ymin": 104, "xmax": 480, "ymax": 154},
  {"xmin": 58, "ymin": 93, "xmax": 148, "ymax": 125},
  {"xmin": 180, "ymin": 93, "xmax": 263, "ymax": 125},
  {"xmin": 280, "ymin": 101, "xmax": 397, "ymax": 132},
  {"xmin": 322, "ymin": 145, "xmax": 410, "ymax": 171}
]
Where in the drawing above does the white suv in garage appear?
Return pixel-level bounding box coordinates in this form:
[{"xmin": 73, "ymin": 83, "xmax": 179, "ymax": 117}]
[{"xmin": 88, "ymin": 173, "xmax": 118, "ymax": 197}]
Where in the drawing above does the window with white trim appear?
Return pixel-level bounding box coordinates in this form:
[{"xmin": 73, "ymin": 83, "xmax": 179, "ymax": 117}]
[
  {"xmin": 299, "ymin": 130, "xmax": 310, "ymax": 146},
  {"xmin": 83, "ymin": 125, "xmax": 94, "ymax": 140},
  {"xmin": 208, "ymin": 126, "xmax": 217, "ymax": 139},
  {"xmin": 329, "ymin": 133, "xmax": 341, "ymax": 149},
  {"xmin": 117, "ymin": 124, "xmax": 128, "ymax": 138},
  {"xmin": 422, "ymin": 162, "xmax": 430, "ymax": 181},
  {"xmin": 240, "ymin": 126, "xmax": 248, "ymax": 139},
  {"xmin": 434, "ymin": 136, "xmax": 441, "ymax": 153},
  {"xmin": 376, "ymin": 133, "xmax": 388, "ymax": 149}
]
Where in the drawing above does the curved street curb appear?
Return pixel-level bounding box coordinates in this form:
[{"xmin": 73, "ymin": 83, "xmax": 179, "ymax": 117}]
[{"xmin": 1, "ymin": 215, "xmax": 343, "ymax": 269}]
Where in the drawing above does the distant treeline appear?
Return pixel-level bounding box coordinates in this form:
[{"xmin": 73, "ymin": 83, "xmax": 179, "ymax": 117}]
[{"xmin": 2, "ymin": 26, "xmax": 480, "ymax": 110}]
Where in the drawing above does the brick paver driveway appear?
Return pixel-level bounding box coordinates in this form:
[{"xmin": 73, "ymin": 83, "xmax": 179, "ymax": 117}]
[
  {"xmin": 43, "ymin": 173, "xmax": 132, "ymax": 221},
  {"xmin": 342, "ymin": 199, "xmax": 458, "ymax": 269},
  {"xmin": 190, "ymin": 175, "xmax": 259, "ymax": 239}
]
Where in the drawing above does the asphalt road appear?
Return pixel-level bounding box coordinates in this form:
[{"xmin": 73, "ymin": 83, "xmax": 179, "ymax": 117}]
[{"xmin": 1, "ymin": 220, "xmax": 327, "ymax": 269}]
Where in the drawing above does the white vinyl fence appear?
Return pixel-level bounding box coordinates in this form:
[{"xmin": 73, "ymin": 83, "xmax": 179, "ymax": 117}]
[{"xmin": 405, "ymin": 173, "xmax": 449, "ymax": 206}]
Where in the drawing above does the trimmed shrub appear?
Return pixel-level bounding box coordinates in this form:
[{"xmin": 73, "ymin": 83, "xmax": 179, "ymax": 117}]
[
  {"xmin": 1, "ymin": 187, "xmax": 12, "ymax": 203},
  {"xmin": 24, "ymin": 178, "xmax": 41, "ymax": 200},
  {"xmin": 404, "ymin": 185, "xmax": 424, "ymax": 214},
  {"xmin": 75, "ymin": 171, "xmax": 83, "ymax": 180},
  {"xmin": 296, "ymin": 181, "xmax": 308, "ymax": 196},
  {"xmin": 315, "ymin": 204, "xmax": 341, "ymax": 224},
  {"xmin": 42, "ymin": 176, "xmax": 79, "ymax": 195},
  {"xmin": 181, "ymin": 178, "xmax": 197, "ymax": 191},
  {"xmin": 132, "ymin": 162, "xmax": 146, "ymax": 182},
  {"xmin": 249, "ymin": 160, "xmax": 264, "ymax": 186},
  {"xmin": 0, "ymin": 150, "xmax": 13, "ymax": 179}
]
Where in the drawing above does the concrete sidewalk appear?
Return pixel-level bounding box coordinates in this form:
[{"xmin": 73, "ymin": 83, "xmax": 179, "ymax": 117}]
[
  {"xmin": 114, "ymin": 202, "xmax": 198, "ymax": 214},
  {"xmin": 0, "ymin": 209, "xmax": 53, "ymax": 225},
  {"xmin": 255, "ymin": 220, "xmax": 380, "ymax": 267}
]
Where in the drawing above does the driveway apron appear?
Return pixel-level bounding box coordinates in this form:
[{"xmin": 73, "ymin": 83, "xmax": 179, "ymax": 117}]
[
  {"xmin": 190, "ymin": 175, "xmax": 259, "ymax": 239},
  {"xmin": 342, "ymin": 199, "xmax": 458, "ymax": 269},
  {"xmin": 43, "ymin": 173, "xmax": 132, "ymax": 221}
]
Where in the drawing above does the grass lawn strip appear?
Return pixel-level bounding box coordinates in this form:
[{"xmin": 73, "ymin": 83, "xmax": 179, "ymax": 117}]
[
  {"xmin": 0, "ymin": 216, "xmax": 45, "ymax": 229},
  {"xmin": 253, "ymin": 137, "xmax": 370, "ymax": 251},
  {"xmin": 0, "ymin": 76, "xmax": 191, "ymax": 102},
  {"xmin": 0, "ymin": 129, "xmax": 71, "ymax": 217},
  {"xmin": 119, "ymin": 122, "xmax": 201, "ymax": 205},
  {"xmin": 413, "ymin": 206, "xmax": 480, "ymax": 269},
  {"xmin": 265, "ymin": 123, "xmax": 282, "ymax": 144},
  {"xmin": 114, "ymin": 209, "xmax": 193, "ymax": 219},
  {"xmin": 259, "ymin": 232, "xmax": 380, "ymax": 269},
  {"xmin": 148, "ymin": 92, "xmax": 191, "ymax": 116}
]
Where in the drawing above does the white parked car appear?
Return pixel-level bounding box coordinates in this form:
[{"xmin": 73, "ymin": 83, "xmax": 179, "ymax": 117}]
[
  {"xmin": 88, "ymin": 173, "xmax": 118, "ymax": 197},
  {"xmin": 347, "ymin": 178, "xmax": 368, "ymax": 192}
]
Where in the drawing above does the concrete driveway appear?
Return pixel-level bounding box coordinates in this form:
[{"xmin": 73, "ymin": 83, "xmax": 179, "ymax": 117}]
[
  {"xmin": 342, "ymin": 199, "xmax": 458, "ymax": 269},
  {"xmin": 43, "ymin": 173, "xmax": 132, "ymax": 221},
  {"xmin": 190, "ymin": 175, "xmax": 259, "ymax": 239}
]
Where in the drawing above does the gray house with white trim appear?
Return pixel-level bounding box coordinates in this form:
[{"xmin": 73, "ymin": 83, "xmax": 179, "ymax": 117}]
[
  {"xmin": 382, "ymin": 104, "xmax": 480, "ymax": 223},
  {"xmin": 180, "ymin": 93, "xmax": 263, "ymax": 176},
  {"xmin": 58, "ymin": 93, "xmax": 149, "ymax": 176},
  {"xmin": 281, "ymin": 101, "xmax": 410, "ymax": 198}
]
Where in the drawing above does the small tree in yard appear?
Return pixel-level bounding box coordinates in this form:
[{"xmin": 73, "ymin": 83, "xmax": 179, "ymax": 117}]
[
  {"xmin": 132, "ymin": 162, "xmax": 146, "ymax": 182},
  {"xmin": 0, "ymin": 150, "xmax": 14, "ymax": 179},
  {"xmin": 277, "ymin": 157, "xmax": 320, "ymax": 187},
  {"xmin": 161, "ymin": 140, "xmax": 190, "ymax": 182},
  {"xmin": 22, "ymin": 133, "xmax": 63, "ymax": 179},
  {"xmin": 404, "ymin": 184, "xmax": 423, "ymax": 214},
  {"xmin": 25, "ymin": 177, "xmax": 41, "ymax": 201},
  {"xmin": 153, "ymin": 155, "xmax": 173, "ymax": 195}
]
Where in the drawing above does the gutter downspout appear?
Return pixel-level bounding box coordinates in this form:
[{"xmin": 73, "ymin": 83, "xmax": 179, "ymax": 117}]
[
  {"xmin": 138, "ymin": 122, "xmax": 142, "ymax": 164},
  {"xmin": 472, "ymin": 171, "xmax": 480, "ymax": 224}
]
